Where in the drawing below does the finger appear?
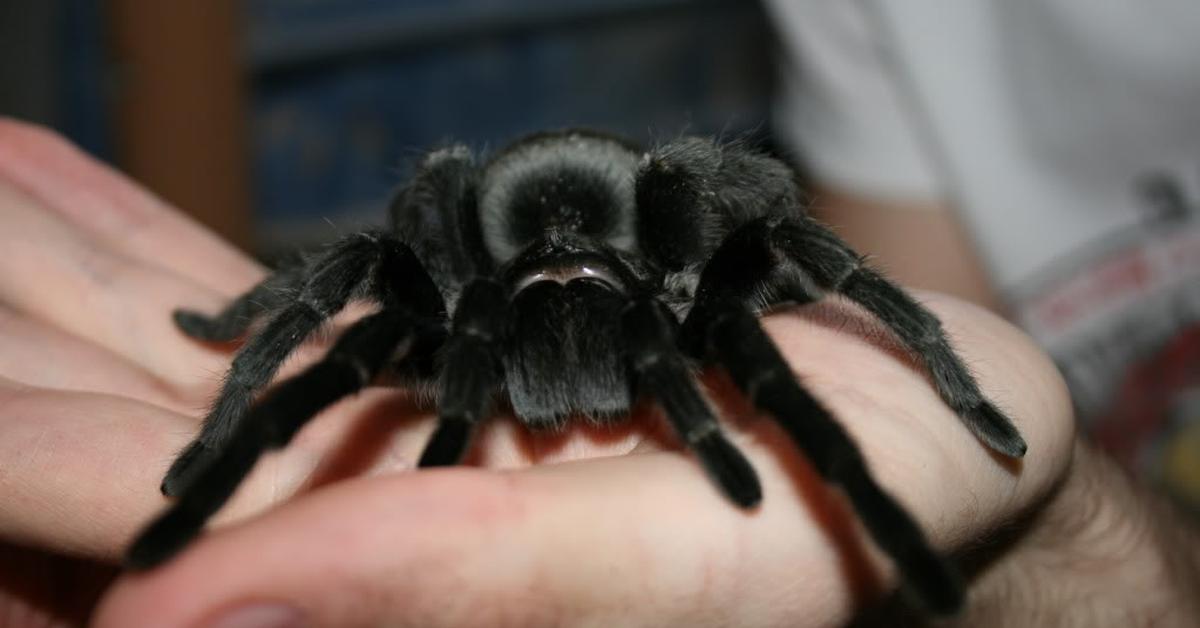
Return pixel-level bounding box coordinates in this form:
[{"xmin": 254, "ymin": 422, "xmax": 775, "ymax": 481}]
[
  {"xmin": 96, "ymin": 459, "xmax": 814, "ymax": 628},
  {"xmin": 0, "ymin": 374, "xmax": 430, "ymax": 562},
  {"xmin": 94, "ymin": 298, "xmax": 1075, "ymax": 627},
  {"xmin": 0, "ymin": 378, "xmax": 193, "ymax": 559},
  {"xmin": 0, "ymin": 181, "xmax": 239, "ymax": 385},
  {"xmin": 0, "ymin": 118, "xmax": 261, "ymax": 296},
  {"xmin": 0, "ymin": 304, "xmax": 186, "ymax": 410}
]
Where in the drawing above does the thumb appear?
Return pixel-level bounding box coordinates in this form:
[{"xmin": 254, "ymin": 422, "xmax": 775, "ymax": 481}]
[{"xmin": 93, "ymin": 452, "xmax": 888, "ymax": 628}]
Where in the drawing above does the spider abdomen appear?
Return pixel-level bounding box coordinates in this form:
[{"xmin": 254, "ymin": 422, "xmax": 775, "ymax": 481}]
[
  {"xmin": 503, "ymin": 278, "xmax": 632, "ymax": 427},
  {"xmin": 479, "ymin": 132, "xmax": 640, "ymax": 262}
]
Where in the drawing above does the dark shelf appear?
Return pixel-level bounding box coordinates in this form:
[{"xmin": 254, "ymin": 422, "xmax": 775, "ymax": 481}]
[{"xmin": 246, "ymin": 0, "xmax": 739, "ymax": 73}]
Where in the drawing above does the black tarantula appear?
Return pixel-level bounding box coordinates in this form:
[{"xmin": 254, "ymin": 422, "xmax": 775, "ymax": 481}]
[{"xmin": 127, "ymin": 129, "xmax": 1026, "ymax": 614}]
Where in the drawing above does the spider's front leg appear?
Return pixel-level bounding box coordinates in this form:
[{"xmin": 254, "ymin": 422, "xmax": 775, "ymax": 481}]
[
  {"xmin": 128, "ymin": 239, "xmax": 446, "ymax": 568},
  {"xmin": 677, "ymin": 215, "xmax": 1030, "ymax": 613},
  {"xmin": 621, "ymin": 296, "xmax": 762, "ymax": 507},
  {"xmin": 162, "ymin": 233, "xmax": 403, "ymax": 496},
  {"xmin": 716, "ymin": 216, "xmax": 1027, "ymax": 458},
  {"xmin": 418, "ymin": 278, "xmax": 508, "ymax": 467}
]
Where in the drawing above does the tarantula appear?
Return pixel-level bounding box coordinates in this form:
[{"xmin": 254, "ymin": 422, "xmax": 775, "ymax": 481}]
[{"xmin": 126, "ymin": 129, "xmax": 1026, "ymax": 614}]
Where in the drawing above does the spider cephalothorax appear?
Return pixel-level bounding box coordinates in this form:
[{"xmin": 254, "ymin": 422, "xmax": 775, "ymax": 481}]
[{"xmin": 127, "ymin": 129, "xmax": 1026, "ymax": 614}]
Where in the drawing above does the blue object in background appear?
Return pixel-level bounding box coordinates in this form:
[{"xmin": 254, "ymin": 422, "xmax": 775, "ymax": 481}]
[
  {"xmin": 60, "ymin": 0, "xmax": 115, "ymax": 163},
  {"xmin": 246, "ymin": 0, "xmax": 772, "ymax": 250}
]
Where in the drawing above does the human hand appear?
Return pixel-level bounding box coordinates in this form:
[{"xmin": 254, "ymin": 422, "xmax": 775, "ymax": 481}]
[
  {"xmin": 0, "ymin": 119, "xmax": 1078, "ymax": 627},
  {"xmin": 0, "ymin": 117, "xmax": 267, "ymax": 624}
]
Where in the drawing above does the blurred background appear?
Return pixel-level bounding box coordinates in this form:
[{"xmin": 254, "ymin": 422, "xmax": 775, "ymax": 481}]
[{"xmin": 0, "ymin": 0, "xmax": 774, "ymax": 257}]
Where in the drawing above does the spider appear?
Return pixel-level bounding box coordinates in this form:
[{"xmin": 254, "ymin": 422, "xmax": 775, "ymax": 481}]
[{"xmin": 126, "ymin": 129, "xmax": 1026, "ymax": 615}]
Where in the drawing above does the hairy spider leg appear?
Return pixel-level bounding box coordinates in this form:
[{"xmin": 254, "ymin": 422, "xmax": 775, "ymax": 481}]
[
  {"xmin": 679, "ymin": 220, "xmax": 972, "ymax": 613},
  {"xmin": 162, "ymin": 233, "xmax": 424, "ymax": 496},
  {"xmin": 419, "ymin": 278, "xmax": 508, "ymax": 467},
  {"xmin": 129, "ymin": 309, "xmax": 427, "ymax": 568},
  {"xmin": 748, "ymin": 216, "xmax": 1026, "ymax": 458},
  {"xmin": 710, "ymin": 307, "xmax": 955, "ymax": 614},
  {"xmin": 687, "ymin": 298, "xmax": 964, "ymax": 614},
  {"xmin": 173, "ymin": 253, "xmax": 308, "ymax": 342},
  {"xmin": 621, "ymin": 297, "xmax": 762, "ymax": 507},
  {"xmin": 129, "ymin": 239, "xmax": 446, "ymax": 568}
]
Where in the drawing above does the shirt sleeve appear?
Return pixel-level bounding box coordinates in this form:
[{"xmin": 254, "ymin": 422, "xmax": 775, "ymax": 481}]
[{"xmin": 765, "ymin": 0, "xmax": 945, "ymax": 201}]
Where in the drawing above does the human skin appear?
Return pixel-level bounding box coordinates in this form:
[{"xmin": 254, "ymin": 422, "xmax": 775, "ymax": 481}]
[{"xmin": 0, "ymin": 118, "xmax": 1186, "ymax": 627}]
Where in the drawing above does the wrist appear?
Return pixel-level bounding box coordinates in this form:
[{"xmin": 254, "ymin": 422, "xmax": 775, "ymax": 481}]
[{"xmin": 957, "ymin": 440, "xmax": 1200, "ymax": 626}]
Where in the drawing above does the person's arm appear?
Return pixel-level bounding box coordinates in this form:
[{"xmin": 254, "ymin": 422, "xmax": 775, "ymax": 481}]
[
  {"xmin": 811, "ymin": 187, "xmax": 1200, "ymax": 625},
  {"xmin": 812, "ymin": 189, "xmax": 1200, "ymax": 625},
  {"xmin": 811, "ymin": 186, "xmax": 1004, "ymax": 313}
]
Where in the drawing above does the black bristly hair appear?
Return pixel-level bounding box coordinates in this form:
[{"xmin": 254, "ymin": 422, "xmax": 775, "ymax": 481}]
[{"xmin": 130, "ymin": 129, "xmax": 1026, "ymax": 616}]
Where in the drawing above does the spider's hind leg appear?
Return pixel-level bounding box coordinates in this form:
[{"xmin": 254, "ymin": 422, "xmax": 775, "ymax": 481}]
[
  {"xmin": 163, "ymin": 234, "xmax": 419, "ymax": 496},
  {"xmin": 131, "ymin": 309, "xmax": 438, "ymax": 568},
  {"xmin": 130, "ymin": 239, "xmax": 447, "ymax": 567},
  {"xmin": 173, "ymin": 255, "xmax": 307, "ymax": 342}
]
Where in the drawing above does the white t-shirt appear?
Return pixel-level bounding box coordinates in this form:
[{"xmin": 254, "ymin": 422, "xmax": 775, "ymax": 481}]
[{"xmin": 767, "ymin": 0, "xmax": 1200, "ymax": 506}]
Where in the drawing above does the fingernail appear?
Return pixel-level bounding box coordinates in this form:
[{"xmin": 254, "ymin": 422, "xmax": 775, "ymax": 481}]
[{"xmin": 201, "ymin": 603, "xmax": 306, "ymax": 628}]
